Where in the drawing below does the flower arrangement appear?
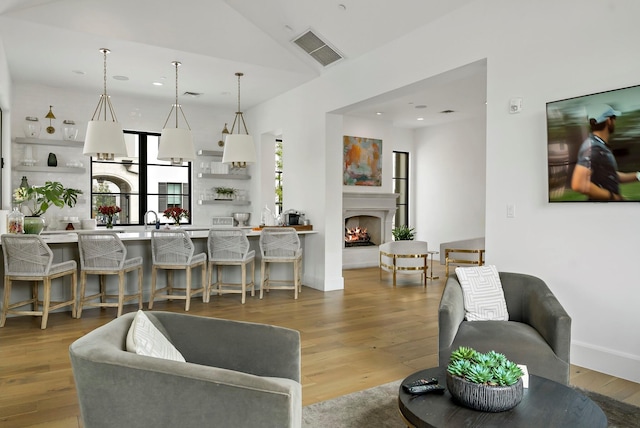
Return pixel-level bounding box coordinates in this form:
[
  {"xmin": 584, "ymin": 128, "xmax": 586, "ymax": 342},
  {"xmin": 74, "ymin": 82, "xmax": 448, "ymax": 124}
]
[
  {"xmin": 13, "ymin": 181, "xmax": 82, "ymax": 217},
  {"xmin": 98, "ymin": 205, "xmax": 121, "ymax": 229},
  {"xmin": 163, "ymin": 207, "xmax": 189, "ymax": 225}
]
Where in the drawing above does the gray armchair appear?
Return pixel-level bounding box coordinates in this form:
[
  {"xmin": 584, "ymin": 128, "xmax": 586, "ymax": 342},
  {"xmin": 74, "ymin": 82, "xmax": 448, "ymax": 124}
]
[
  {"xmin": 70, "ymin": 311, "xmax": 301, "ymax": 428},
  {"xmin": 438, "ymin": 272, "xmax": 571, "ymax": 384}
]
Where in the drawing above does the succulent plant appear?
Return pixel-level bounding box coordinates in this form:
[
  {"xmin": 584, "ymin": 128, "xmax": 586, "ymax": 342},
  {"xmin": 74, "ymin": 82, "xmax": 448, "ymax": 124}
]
[{"xmin": 446, "ymin": 346, "xmax": 524, "ymax": 386}]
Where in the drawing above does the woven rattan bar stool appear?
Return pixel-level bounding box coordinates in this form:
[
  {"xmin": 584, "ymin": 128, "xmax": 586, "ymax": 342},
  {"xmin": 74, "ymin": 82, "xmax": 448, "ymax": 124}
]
[
  {"xmin": 76, "ymin": 232, "xmax": 143, "ymax": 318},
  {"xmin": 259, "ymin": 227, "xmax": 303, "ymax": 299},
  {"xmin": 207, "ymin": 228, "xmax": 255, "ymax": 304},
  {"xmin": 149, "ymin": 229, "xmax": 207, "ymax": 311},
  {"xmin": 1, "ymin": 234, "xmax": 77, "ymax": 329}
]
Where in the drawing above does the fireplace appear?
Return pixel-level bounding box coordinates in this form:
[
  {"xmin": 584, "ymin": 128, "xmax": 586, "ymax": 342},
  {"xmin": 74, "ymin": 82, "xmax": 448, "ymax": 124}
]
[
  {"xmin": 343, "ymin": 192, "xmax": 398, "ymax": 268},
  {"xmin": 345, "ymin": 215, "xmax": 380, "ymax": 247}
]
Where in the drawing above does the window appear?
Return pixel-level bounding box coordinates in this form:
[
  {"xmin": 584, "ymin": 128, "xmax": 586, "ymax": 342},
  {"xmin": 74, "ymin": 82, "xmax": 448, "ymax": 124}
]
[
  {"xmin": 275, "ymin": 139, "xmax": 283, "ymax": 215},
  {"xmin": 90, "ymin": 131, "xmax": 192, "ymax": 226},
  {"xmin": 393, "ymin": 151, "xmax": 409, "ymax": 228}
]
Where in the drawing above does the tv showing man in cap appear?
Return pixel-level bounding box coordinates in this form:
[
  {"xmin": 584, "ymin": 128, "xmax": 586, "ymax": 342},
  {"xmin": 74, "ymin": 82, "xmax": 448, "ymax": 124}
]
[{"xmin": 571, "ymin": 104, "xmax": 640, "ymax": 200}]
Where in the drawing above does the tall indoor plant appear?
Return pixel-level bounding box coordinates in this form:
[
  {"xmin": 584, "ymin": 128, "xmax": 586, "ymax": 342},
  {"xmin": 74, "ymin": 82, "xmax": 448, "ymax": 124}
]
[{"xmin": 14, "ymin": 181, "xmax": 82, "ymax": 234}]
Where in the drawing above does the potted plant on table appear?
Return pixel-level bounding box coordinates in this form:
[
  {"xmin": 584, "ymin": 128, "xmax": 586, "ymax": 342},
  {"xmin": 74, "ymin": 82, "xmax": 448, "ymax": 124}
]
[
  {"xmin": 392, "ymin": 225, "xmax": 415, "ymax": 241},
  {"xmin": 446, "ymin": 346, "xmax": 524, "ymax": 412},
  {"xmin": 13, "ymin": 181, "xmax": 82, "ymax": 234}
]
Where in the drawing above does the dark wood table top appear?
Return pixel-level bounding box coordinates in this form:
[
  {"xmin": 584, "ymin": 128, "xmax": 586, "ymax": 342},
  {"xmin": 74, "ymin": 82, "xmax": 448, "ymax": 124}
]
[{"xmin": 398, "ymin": 367, "xmax": 607, "ymax": 428}]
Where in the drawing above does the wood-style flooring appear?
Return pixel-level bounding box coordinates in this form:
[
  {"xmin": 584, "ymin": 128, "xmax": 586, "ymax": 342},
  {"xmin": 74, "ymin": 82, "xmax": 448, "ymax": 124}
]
[{"xmin": 0, "ymin": 263, "xmax": 639, "ymax": 427}]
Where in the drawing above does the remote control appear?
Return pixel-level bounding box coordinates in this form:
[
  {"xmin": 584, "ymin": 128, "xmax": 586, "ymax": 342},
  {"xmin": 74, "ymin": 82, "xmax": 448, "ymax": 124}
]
[
  {"xmin": 402, "ymin": 378, "xmax": 438, "ymax": 391},
  {"xmin": 406, "ymin": 383, "xmax": 446, "ymax": 395}
]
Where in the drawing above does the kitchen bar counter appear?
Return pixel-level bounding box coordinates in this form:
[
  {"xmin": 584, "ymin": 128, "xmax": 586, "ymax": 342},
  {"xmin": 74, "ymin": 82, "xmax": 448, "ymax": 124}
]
[{"xmin": 0, "ymin": 227, "xmax": 317, "ymax": 314}]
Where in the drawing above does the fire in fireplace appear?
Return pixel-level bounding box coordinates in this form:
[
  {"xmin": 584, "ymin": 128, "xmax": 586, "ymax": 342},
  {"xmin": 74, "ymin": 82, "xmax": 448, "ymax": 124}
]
[{"xmin": 345, "ymin": 226, "xmax": 375, "ymax": 247}]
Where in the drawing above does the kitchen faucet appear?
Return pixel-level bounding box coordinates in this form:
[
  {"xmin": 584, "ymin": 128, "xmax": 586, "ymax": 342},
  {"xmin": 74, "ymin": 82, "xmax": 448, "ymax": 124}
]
[{"xmin": 144, "ymin": 210, "xmax": 158, "ymax": 230}]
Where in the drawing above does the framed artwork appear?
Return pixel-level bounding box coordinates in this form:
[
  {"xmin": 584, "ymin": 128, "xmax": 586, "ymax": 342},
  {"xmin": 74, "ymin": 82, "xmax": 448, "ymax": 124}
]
[{"xmin": 343, "ymin": 135, "xmax": 382, "ymax": 186}]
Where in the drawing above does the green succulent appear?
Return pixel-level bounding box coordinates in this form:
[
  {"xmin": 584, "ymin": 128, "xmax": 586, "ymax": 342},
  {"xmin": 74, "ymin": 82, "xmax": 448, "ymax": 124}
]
[
  {"xmin": 447, "ymin": 346, "xmax": 523, "ymax": 386},
  {"xmin": 449, "ymin": 346, "xmax": 477, "ymax": 362}
]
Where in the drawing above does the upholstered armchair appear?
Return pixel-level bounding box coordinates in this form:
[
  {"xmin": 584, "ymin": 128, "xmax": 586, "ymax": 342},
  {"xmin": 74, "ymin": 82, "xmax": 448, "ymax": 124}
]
[
  {"xmin": 70, "ymin": 311, "xmax": 302, "ymax": 428},
  {"xmin": 438, "ymin": 272, "xmax": 571, "ymax": 384}
]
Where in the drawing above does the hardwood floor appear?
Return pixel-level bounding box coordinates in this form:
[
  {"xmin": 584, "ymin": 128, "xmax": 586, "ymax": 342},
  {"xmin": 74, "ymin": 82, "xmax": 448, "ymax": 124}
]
[{"xmin": 1, "ymin": 263, "xmax": 639, "ymax": 427}]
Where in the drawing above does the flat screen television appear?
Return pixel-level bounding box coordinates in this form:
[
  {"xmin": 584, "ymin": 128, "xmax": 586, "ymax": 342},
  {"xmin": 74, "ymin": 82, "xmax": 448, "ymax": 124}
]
[{"xmin": 546, "ymin": 84, "xmax": 640, "ymax": 202}]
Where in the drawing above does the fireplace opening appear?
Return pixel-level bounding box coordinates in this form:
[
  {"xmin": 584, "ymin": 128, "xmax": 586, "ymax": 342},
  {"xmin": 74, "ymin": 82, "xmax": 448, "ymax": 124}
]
[
  {"xmin": 345, "ymin": 226, "xmax": 374, "ymax": 247},
  {"xmin": 344, "ymin": 215, "xmax": 381, "ymax": 248}
]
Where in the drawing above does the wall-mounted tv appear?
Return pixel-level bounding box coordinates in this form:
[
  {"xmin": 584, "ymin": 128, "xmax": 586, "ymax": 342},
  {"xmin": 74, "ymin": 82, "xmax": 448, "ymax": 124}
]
[{"xmin": 546, "ymin": 84, "xmax": 640, "ymax": 202}]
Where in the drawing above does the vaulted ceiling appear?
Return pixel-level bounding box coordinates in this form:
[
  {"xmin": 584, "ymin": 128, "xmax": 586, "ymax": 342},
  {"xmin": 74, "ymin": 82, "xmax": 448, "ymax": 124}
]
[{"xmin": 0, "ymin": 0, "xmax": 484, "ymax": 128}]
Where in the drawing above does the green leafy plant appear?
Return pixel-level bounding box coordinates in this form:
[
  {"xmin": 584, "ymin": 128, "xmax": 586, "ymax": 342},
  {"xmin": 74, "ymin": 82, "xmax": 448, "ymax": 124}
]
[
  {"xmin": 214, "ymin": 187, "xmax": 236, "ymax": 196},
  {"xmin": 391, "ymin": 225, "xmax": 415, "ymax": 241},
  {"xmin": 13, "ymin": 181, "xmax": 82, "ymax": 216},
  {"xmin": 447, "ymin": 346, "xmax": 523, "ymax": 386}
]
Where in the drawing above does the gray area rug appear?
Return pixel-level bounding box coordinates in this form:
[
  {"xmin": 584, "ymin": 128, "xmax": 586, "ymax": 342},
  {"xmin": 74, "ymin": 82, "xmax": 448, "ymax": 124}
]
[{"xmin": 302, "ymin": 380, "xmax": 640, "ymax": 427}]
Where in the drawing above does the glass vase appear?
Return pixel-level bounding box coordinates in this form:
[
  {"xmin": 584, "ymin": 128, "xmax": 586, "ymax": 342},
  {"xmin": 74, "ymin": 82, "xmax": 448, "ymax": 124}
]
[
  {"xmin": 8, "ymin": 207, "xmax": 24, "ymax": 234},
  {"xmin": 106, "ymin": 216, "xmax": 114, "ymax": 229},
  {"xmin": 23, "ymin": 116, "xmax": 41, "ymax": 138}
]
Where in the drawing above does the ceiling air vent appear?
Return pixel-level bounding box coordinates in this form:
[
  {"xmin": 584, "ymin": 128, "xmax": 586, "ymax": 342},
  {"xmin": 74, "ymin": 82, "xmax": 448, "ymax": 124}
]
[{"xmin": 293, "ymin": 30, "xmax": 343, "ymax": 67}]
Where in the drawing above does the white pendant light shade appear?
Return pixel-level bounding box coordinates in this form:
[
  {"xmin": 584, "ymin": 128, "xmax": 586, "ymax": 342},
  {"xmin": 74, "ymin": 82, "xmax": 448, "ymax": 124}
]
[
  {"xmin": 83, "ymin": 48, "xmax": 126, "ymax": 161},
  {"xmin": 158, "ymin": 127, "xmax": 195, "ymax": 164},
  {"xmin": 222, "ymin": 72, "xmax": 256, "ymax": 168},
  {"xmin": 83, "ymin": 119, "xmax": 127, "ymax": 159},
  {"xmin": 222, "ymin": 134, "xmax": 256, "ymax": 166},
  {"xmin": 158, "ymin": 60, "xmax": 195, "ymax": 164}
]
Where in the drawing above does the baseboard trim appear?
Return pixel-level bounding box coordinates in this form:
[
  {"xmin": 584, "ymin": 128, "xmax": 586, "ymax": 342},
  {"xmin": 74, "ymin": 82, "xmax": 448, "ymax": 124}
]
[{"xmin": 572, "ymin": 340, "xmax": 640, "ymax": 383}]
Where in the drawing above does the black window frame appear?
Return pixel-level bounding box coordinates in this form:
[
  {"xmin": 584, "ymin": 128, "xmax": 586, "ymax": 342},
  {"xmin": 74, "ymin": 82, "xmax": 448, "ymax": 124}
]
[
  {"xmin": 90, "ymin": 130, "xmax": 192, "ymax": 226},
  {"xmin": 393, "ymin": 151, "xmax": 409, "ymax": 228}
]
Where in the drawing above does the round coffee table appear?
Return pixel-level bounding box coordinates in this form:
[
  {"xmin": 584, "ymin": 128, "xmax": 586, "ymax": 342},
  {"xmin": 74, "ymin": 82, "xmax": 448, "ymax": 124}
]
[{"xmin": 398, "ymin": 367, "xmax": 607, "ymax": 427}]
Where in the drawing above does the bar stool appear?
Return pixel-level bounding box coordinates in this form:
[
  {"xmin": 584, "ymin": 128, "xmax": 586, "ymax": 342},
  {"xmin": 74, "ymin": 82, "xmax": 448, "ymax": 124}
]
[
  {"xmin": 149, "ymin": 229, "xmax": 207, "ymax": 311},
  {"xmin": 207, "ymin": 228, "xmax": 255, "ymax": 304},
  {"xmin": 1, "ymin": 234, "xmax": 77, "ymax": 329},
  {"xmin": 259, "ymin": 227, "xmax": 303, "ymax": 299},
  {"xmin": 76, "ymin": 232, "xmax": 143, "ymax": 318}
]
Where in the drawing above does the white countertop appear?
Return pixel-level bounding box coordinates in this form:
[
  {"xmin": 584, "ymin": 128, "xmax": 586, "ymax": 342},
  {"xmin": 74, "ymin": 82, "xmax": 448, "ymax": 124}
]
[{"xmin": 34, "ymin": 227, "xmax": 317, "ymax": 244}]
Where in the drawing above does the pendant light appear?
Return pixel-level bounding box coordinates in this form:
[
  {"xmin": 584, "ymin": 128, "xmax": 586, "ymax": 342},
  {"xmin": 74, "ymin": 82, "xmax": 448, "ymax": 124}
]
[
  {"xmin": 222, "ymin": 72, "xmax": 256, "ymax": 168},
  {"xmin": 158, "ymin": 61, "xmax": 195, "ymax": 164},
  {"xmin": 83, "ymin": 48, "xmax": 127, "ymax": 160}
]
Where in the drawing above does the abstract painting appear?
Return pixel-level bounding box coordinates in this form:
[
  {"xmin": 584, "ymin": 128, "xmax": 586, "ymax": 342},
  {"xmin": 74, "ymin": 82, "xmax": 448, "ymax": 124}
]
[{"xmin": 343, "ymin": 135, "xmax": 382, "ymax": 186}]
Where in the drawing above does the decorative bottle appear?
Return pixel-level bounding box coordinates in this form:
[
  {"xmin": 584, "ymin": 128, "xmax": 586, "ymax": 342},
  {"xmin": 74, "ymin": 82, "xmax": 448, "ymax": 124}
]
[
  {"xmin": 8, "ymin": 207, "xmax": 24, "ymax": 234},
  {"xmin": 20, "ymin": 176, "xmax": 29, "ymax": 188}
]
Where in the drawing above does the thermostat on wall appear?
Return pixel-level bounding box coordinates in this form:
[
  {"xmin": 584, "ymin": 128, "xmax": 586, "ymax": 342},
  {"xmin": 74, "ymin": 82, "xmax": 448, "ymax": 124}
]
[{"xmin": 212, "ymin": 217, "xmax": 234, "ymax": 227}]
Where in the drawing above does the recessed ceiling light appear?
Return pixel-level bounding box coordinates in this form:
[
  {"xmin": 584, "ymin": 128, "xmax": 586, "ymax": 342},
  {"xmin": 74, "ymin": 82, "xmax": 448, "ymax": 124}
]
[
  {"xmin": 338, "ymin": 4, "xmax": 347, "ymax": 11},
  {"xmin": 112, "ymin": 75, "xmax": 129, "ymax": 81},
  {"xmin": 376, "ymin": 112, "xmax": 383, "ymax": 116},
  {"xmin": 284, "ymin": 25, "xmax": 294, "ymax": 32},
  {"xmin": 415, "ymin": 105, "xmax": 427, "ymax": 109},
  {"xmin": 183, "ymin": 91, "xmax": 202, "ymax": 98},
  {"xmin": 72, "ymin": 70, "xmax": 85, "ymax": 75},
  {"xmin": 417, "ymin": 117, "xmax": 424, "ymax": 121},
  {"xmin": 440, "ymin": 109, "xmax": 455, "ymax": 114},
  {"xmin": 152, "ymin": 82, "xmax": 163, "ymax": 86}
]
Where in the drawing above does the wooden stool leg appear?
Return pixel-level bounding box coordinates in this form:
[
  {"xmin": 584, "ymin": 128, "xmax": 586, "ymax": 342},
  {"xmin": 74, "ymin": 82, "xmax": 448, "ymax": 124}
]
[
  {"xmin": 137, "ymin": 266, "xmax": 143, "ymax": 310},
  {"xmin": 117, "ymin": 271, "xmax": 125, "ymax": 317},
  {"xmin": 41, "ymin": 279, "xmax": 51, "ymax": 330},
  {"xmin": 250, "ymin": 259, "xmax": 255, "ymax": 297},
  {"xmin": 149, "ymin": 266, "xmax": 157, "ymax": 309},
  {"xmin": 71, "ymin": 271, "xmax": 77, "ymax": 319},
  {"xmin": 1, "ymin": 277, "xmax": 11, "ymax": 327},
  {"xmin": 185, "ymin": 268, "xmax": 192, "ymax": 312},
  {"xmin": 241, "ymin": 264, "xmax": 247, "ymax": 304}
]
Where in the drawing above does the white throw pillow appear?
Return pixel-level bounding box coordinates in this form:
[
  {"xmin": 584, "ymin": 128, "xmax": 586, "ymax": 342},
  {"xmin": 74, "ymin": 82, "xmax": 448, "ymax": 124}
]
[
  {"xmin": 455, "ymin": 265, "xmax": 509, "ymax": 321},
  {"xmin": 126, "ymin": 310, "xmax": 186, "ymax": 362}
]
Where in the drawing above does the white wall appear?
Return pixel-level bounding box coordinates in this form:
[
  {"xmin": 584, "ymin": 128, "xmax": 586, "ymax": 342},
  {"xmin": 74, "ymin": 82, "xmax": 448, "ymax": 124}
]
[
  {"xmin": 414, "ymin": 117, "xmax": 486, "ymax": 249},
  {"xmin": 249, "ymin": 0, "xmax": 640, "ymax": 382}
]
